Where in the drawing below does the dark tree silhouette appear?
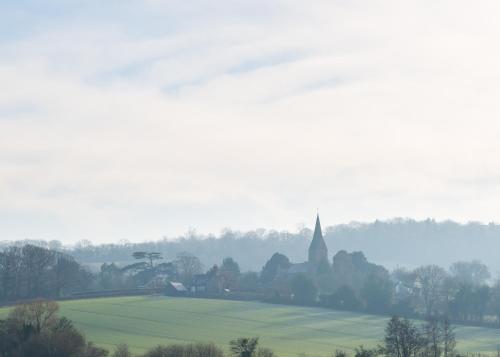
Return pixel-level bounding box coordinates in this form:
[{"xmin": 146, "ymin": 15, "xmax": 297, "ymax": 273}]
[{"xmin": 132, "ymin": 251, "xmax": 162, "ymax": 269}]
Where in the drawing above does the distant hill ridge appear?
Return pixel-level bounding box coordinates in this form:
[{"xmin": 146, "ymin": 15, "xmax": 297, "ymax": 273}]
[{"xmin": 2, "ymin": 218, "xmax": 500, "ymax": 272}]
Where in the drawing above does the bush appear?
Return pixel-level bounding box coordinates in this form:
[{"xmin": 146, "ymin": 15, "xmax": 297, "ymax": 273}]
[
  {"xmin": 185, "ymin": 343, "xmax": 225, "ymax": 357},
  {"xmin": 230, "ymin": 337, "xmax": 259, "ymax": 357},
  {"xmin": 333, "ymin": 350, "xmax": 348, "ymax": 357},
  {"xmin": 143, "ymin": 345, "xmax": 185, "ymax": 357},
  {"xmin": 1, "ymin": 300, "xmax": 108, "ymax": 357},
  {"xmin": 256, "ymin": 347, "xmax": 276, "ymax": 357},
  {"xmin": 113, "ymin": 343, "xmax": 133, "ymax": 357},
  {"xmin": 354, "ymin": 346, "xmax": 377, "ymax": 357},
  {"xmin": 142, "ymin": 343, "xmax": 224, "ymax": 357}
]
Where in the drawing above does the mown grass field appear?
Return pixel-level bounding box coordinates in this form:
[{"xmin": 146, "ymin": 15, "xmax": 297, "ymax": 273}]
[{"xmin": 2, "ymin": 296, "xmax": 500, "ymax": 356}]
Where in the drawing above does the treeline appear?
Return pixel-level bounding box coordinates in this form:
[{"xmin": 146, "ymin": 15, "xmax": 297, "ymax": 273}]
[
  {"xmin": 0, "ymin": 245, "xmax": 206, "ymax": 303},
  {"xmin": 0, "ymin": 244, "xmax": 240, "ymax": 303},
  {"xmin": 3, "ymin": 218, "xmax": 500, "ymax": 272},
  {"xmin": 260, "ymin": 252, "xmax": 500, "ymax": 327},
  {"xmin": 0, "ymin": 245, "xmax": 92, "ymax": 302},
  {"xmin": 92, "ymin": 248, "xmax": 500, "ymax": 328},
  {"xmin": 390, "ymin": 261, "xmax": 498, "ymax": 324},
  {"xmin": 4, "ymin": 244, "xmax": 500, "ymax": 330}
]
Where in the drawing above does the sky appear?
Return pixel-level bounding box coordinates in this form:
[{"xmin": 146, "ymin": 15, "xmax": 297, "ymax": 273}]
[{"xmin": 1, "ymin": 0, "xmax": 500, "ymax": 243}]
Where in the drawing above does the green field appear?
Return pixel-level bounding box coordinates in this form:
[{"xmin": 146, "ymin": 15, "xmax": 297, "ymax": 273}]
[{"xmin": 2, "ymin": 296, "xmax": 500, "ymax": 356}]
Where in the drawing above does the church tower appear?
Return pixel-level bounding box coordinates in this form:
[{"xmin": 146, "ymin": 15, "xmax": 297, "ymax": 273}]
[{"xmin": 308, "ymin": 214, "xmax": 328, "ymax": 268}]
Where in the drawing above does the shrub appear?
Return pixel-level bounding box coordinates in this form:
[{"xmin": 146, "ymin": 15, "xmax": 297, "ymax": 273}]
[
  {"xmin": 113, "ymin": 343, "xmax": 133, "ymax": 357},
  {"xmin": 142, "ymin": 342, "xmax": 224, "ymax": 357},
  {"xmin": 333, "ymin": 350, "xmax": 348, "ymax": 357},
  {"xmin": 256, "ymin": 347, "xmax": 276, "ymax": 357}
]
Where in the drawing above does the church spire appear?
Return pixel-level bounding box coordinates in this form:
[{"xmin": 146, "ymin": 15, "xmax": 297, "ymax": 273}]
[
  {"xmin": 308, "ymin": 214, "xmax": 328, "ymax": 266},
  {"xmin": 314, "ymin": 214, "xmax": 322, "ymax": 240}
]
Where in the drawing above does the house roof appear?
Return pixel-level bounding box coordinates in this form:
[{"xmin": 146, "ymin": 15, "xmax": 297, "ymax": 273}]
[{"xmin": 169, "ymin": 282, "xmax": 187, "ymax": 292}]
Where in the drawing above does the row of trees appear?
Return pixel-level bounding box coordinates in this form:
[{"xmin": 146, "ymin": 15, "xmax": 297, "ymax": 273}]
[
  {"xmin": 257, "ymin": 251, "xmax": 500, "ymax": 327},
  {"xmin": 0, "ymin": 245, "xmax": 91, "ymax": 301},
  {"xmin": 96, "ymin": 252, "xmax": 242, "ymax": 291},
  {"xmin": 6, "ymin": 219, "xmax": 500, "ymax": 272},
  {"xmin": 383, "ymin": 316, "xmax": 456, "ymax": 357},
  {"xmin": 3, "ymin": 244, "xmax": 500, "ymax": 329},
  {"xmin": 331, "ymin": 315, "xmax": 457, "ymax": 357},
  {"xmin": 0, "ymin": 244, "xmax": 246, "ymax": 303},
  {"xmin": 390, "ymin": 261, "xmax": 498, "ymax": 323}
]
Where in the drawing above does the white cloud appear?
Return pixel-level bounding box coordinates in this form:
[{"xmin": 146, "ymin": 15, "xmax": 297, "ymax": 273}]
[{"xmin": 1, "ymin": 0, "xmax": 500, "ymax": 242}]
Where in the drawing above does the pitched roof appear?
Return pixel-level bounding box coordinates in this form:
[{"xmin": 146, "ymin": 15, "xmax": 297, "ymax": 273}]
[
  {"xmin": 169, "ymin": 282, "xmax": 188, "ymax": 292},
  {"xmin": 309, "ymin": 214, "xmax": 327, "ymax": 252}
]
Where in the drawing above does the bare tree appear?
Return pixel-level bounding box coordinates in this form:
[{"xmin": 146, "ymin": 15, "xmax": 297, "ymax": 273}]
[
  {"xmin": 22, "ymin": 245, "xmax": 55, "ymax": 297},
  {"xmin": 450, "ymin": 261, "xmax": 490, "ymax": 286},
  {"xmin": 0, "ymin": 247, "xmax": 23, "ymax": 300},
  {"xmin": 175, "ymin": 253, "xmax": 203, "ymax": 284},
  {"xmin": 414, "ymin": 265, "xmax": 447, "ymax": 316},
  {"xmin": 424, "ymin": 316, "xmax": 442, "ymax": 357},
  {"xmin": 1, "ymin": 245, "xmax": 90, "ymax": 302},
  {"xmin": 53, "ymin": 253, "xmax": 90, "ymax": 298},
  {"xmin": 441, "ymin": 317, "xmax": 456, "ymax": 357},
  {"xmin": 491, "ymin": 279, "xmax": 500, "ymax": 325},
  {"xmin": 10, "ymin": 299, "xmax": 59, "ymax": 333},
  {"xmin": 384, "ymin": 316, "xmax": 426, "ymax": 357}
]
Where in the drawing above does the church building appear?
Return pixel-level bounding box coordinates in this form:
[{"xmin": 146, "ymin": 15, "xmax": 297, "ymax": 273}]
[{"xmin": 283, "ymin": 214, "xmax": 329, "ymax": 276}]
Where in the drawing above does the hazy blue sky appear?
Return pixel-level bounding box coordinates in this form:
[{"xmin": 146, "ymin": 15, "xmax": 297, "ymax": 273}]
[{"xmin": 1, "ymin": 1, "xmax": 500, "ymax": 243}]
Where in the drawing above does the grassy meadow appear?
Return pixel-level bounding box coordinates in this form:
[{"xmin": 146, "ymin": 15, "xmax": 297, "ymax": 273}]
[{"xmin": 2, "ymin": 296, "xmax": 500, "ymax": 356}]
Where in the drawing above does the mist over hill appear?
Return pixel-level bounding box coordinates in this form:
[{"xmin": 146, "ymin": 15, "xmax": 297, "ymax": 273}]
[
  {"xmin": 2, "ymin": 218, "xmax": 500, "ymax": 275},
  {"xmin": 326, "ymin": 218, "xmax": 500, "ymax": 272}
]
